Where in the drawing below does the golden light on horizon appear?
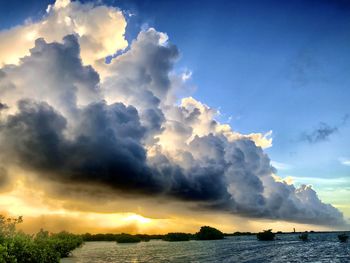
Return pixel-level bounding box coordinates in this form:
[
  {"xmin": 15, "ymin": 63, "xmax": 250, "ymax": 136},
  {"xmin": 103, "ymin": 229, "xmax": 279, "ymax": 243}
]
[
  {"xmin": 0, "ymin": 174, "xmax": 343, "ymax": 235},
  {"xmin": 122, "ymin": 214, "xmax": 152, "ymax": 225}
]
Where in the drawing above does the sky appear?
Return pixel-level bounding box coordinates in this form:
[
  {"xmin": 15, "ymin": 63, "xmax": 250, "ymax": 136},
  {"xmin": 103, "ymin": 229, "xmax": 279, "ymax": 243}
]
[{"xmin": 0, "ymin": 0, "xmax": 349, "ymax": 234}]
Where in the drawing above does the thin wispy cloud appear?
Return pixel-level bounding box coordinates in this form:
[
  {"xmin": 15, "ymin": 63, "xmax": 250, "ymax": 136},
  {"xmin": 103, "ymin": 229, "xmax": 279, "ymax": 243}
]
[
  {"xmin": 271, "ymin": 161, "xmax": 292, "ymax": 171},
  {"xmin": 300, "ymin": 122, "xmax": 338, "ymax": 143},
  {"xmin": 300, "ymin": 114, "xmax": 349, "ymax": 144},
  {"xmin": 339, "ymin": 158, "xmax": 350, "ymax": 166}
]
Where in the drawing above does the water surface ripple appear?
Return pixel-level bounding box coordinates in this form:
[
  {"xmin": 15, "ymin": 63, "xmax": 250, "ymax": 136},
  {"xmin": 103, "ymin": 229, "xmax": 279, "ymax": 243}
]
[{"xmin": 61, "ymin": 233, "xmax": 350, "ymax": 262}]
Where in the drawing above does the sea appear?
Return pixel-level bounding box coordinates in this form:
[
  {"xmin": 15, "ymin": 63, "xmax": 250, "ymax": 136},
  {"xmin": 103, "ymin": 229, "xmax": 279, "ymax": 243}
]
[{"xmin": 61, "ymin": 233, "xmax": 350, "ymax": 262}]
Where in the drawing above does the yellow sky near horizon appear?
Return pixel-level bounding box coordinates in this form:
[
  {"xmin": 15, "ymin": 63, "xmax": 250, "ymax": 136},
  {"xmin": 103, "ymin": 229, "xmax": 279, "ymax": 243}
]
[{"xmin": 0, "ymin": 176, "xmax": 344, "ymax": 235}]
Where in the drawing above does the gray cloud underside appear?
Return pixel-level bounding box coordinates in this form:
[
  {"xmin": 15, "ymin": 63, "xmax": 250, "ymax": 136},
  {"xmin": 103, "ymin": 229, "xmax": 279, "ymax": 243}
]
[{"xmin": 0, "ymin": 33, "xmax": 345, "ymax": 226}]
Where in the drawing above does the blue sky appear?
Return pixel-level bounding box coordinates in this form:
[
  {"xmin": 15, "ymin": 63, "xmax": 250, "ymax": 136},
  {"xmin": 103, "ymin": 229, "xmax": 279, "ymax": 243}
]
[
  {"xmin": 117, "ymin": 0, "xmax": 350, "ymax": 200},
  {"xmin": 132, "ymin": 7, "xmax": 348, "ymax": 154},
  {"xmin": 1, "ymin": 0, "xmax": 349, "ymax": 216}
]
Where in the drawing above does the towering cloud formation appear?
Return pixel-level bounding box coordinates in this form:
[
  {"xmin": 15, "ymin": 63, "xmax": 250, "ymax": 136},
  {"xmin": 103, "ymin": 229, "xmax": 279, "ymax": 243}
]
[
  {"xmin": 0, "ymin": 0, "xmax": 127, "ymax": 68},
  {"xmin": 0, "ymin": 0, "xmax": 345, "ymax": 226}
]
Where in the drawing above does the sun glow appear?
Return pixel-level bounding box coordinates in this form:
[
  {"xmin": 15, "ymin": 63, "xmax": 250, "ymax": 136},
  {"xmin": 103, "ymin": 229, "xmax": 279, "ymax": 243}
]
[
  {"xmin": 122, "ymin": 214, "xmax": 152, "ymax": 224},
  {"xmin": 25, "ymin": 31, "xmax": 37, "ymax": 41},
  {"xmin": 0, "ymin": 176, "xmax": 156, "ymax": 233}
]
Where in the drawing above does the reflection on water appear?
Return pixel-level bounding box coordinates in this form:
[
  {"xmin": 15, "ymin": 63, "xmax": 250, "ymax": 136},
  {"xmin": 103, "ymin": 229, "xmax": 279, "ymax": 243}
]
[{"xmin": 61, "ymin": 233, "xmax": 350, "ymax": 263}]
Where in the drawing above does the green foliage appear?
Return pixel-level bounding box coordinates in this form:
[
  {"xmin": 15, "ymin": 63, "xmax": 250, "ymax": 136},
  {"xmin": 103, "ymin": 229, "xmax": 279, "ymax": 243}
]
[
  {"xmin": 162, "ymin": 233, "xmax": 191, "ymax": 242},
  {"xmin": 195, "ymin": 226, "xmax": 224, "ymax": 240},
  {"xmin": 0, "ymin": 215, "xmax": 83, "ymax": 263},
  {"xmin": 0, "ymin": 215, "xmax": 23, "ymax": 240},
  {"xmin": 115, "ymin": 234, "xmax": 141, "ymax": 243},
  {"xmin": 257, "ymin": 229, "xmax": 275, "ymax": 241}
]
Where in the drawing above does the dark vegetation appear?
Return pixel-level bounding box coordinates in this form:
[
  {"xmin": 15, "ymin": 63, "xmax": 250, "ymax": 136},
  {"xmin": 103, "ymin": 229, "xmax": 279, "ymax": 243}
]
[
  {"xmin": 225, "ymin": 231, "xmax": 254, "ymax": 236},
  {"xmin": 256, "ymin": 229, "xmax": 275, "ymax": 241},
  {"xmin": 162, "ymin": 233, "xmax": 191, "ymax": 242},
  {"xmin": 82, "ymin": 228, "xmax": 350, "ymax": 244},
  {"xmin": 338, "ymin": 233, "xmax": 349, "ymax": 243},
  {"xmin": 299, "ymin": 233, "xmax": 308, "ymax": 241},
  {"xmin": 0, "ymin": 215, "xmax": 83, "ymax": 263},
  {"xmin": 195, "ymin": 226, "xmax": 224, "ymax": 240},
  {"xmin": 256, "ymin": 230, "xmax": 350, "ymax": 243},
  {"xmin": 159, "ymin": 226, "xmax": 225, "ymax": 241},
  {"xmin": 82, "ymin": 226, "xmax": 224, "ymax": 243},
  {"xmin": 115, "ymin": 234, "xmax": 141, "ymax": 243}
]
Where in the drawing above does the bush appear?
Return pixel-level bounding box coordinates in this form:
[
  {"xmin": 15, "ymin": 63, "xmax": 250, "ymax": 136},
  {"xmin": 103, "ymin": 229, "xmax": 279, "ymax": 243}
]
[
  {"xmin": 338, "ymin": 233, "xmax": 349, "ymax": 243},
  {"xmin": 162, "ymin": 233, "xmax": 191, "ymax": 242},
  {"xmin": 115, "ymin": 234, "xmax": 141, "ymax": 243},
  {"xmin": 257, "ymin": 229, "xmax": 275, "ymax": 241},
  {"xmin": 228, "ymin": 232, "xmax": 253, "ymax": 236},
  {"xmin": 195, "ymin": 226, "xmax": 224, "ymax": 240},
  {"xmin": 135, "ymin": 234, "xmax": 152, "ymax": 242},
  {"xmin": 299, "ymin": 233, "xmax": 308, "ymax": 241},
  {"xmin": 0, "ymin": 215, "xmax": 83, "ymax": 263}
]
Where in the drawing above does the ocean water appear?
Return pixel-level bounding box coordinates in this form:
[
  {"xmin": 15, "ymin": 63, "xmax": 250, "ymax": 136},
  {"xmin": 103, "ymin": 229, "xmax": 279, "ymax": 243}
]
[{"xmin": 61, "ymin": 233, "xmax": 350, "ymax": 263}]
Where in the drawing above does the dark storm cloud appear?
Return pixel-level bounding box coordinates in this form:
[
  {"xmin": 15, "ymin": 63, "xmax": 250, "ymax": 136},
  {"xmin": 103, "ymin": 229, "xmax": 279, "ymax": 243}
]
[
  {"xmin": 0, "ymin": 99, "xmax": 163, "ymax": 194},
  {"xmin": 0, "ymin": 98, "xmax": 235, "ymax": 204},
  {"xmin": 150, "ymin": 149, "xmax": 231, "ymax": 203},
  {"xmin": 301, "ymin": 122, "xmax": 338, "ymax": 143},
  {"xmin": 0, "ymin": 97, "xmax": 231, "ymax": 202}
]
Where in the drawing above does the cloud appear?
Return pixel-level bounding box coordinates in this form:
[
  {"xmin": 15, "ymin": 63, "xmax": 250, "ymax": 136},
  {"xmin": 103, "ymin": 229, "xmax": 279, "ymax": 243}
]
[
  {"xmin": 342, "ymin": 160, "xmax": 350, "ymax": 166},
  {"xmin": 0, "ymin": 0, "xmax": 345, "ymax": 227},
  {"xmin": 300, "ymin": 115, "xmax": 348, "ymax": 144},
  {"xmin": 0, "ymin": 102, "xmax": 8, "ymax": 111},
  {"xmin": 0, "ymin": 167, "xmax": 10, "ymax": 191},
  {"xmin": 101, "ymin": 28, "xmax": 179, "ymax": 143},
  {"xmin": 0, "ymin": 0, "xmax": 127, "ymax": 69},
  {"xmin": 0, "ymin": 35, "xmax": 100, "ymax": 117},
  {"xmin": 0, "ymin": 99, "xmax": 163, "ymax": 193},
  {"xmin": 271, "ymin": 161, "xmax": 292, "ymax": 171},
  {"xmin": 300, "ymin": 122, "xmax": 338, "ymax": 143},
  {"xmin": 339, "ymin": 158, "xmax": 350, "ymax": 166}
]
